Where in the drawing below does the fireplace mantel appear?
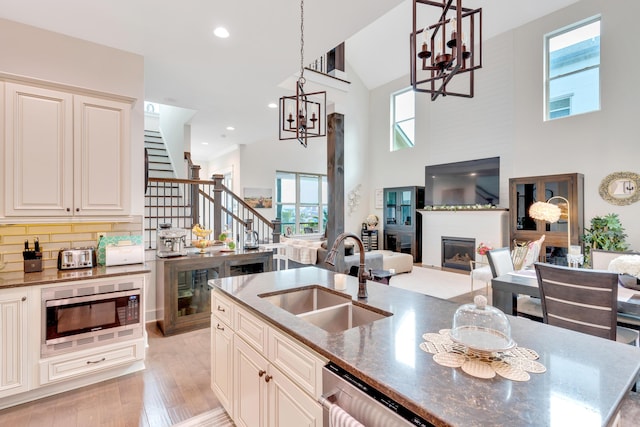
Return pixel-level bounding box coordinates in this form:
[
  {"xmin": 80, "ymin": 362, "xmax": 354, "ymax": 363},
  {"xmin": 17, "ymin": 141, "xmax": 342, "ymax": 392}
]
[{"xmin": 420, "ymin": 210, "xmax": 509, "ymax": 269}]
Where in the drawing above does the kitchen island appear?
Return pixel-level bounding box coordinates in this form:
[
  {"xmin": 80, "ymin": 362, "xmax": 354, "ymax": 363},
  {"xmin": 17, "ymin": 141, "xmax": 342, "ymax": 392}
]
[{"xmin": 210, "ymin": 266, "xmax": 640, "ymax": 426}]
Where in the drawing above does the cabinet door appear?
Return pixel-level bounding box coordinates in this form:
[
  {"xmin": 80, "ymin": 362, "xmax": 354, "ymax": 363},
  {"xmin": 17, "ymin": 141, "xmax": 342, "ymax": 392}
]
[
  {"xmin": 0, "ymin": 289, "xmax": 28, "ymax": 398},
  {"xmin": 74, "ymin": 95, "xmax": 131, "ymax": 215},
  {"xmin": 4, "ymin": 83, "xmax": 73, "ymax": 216},
  {"xmin": 268, "ymin": 366, "xmax": 323, "ymax": 427},
  {"xmin": 211, "ymin": 316, "xmax": 234, "ymax": 417},
  {"xmin": 234, "ymin": 336, "xmax": 268, "ymax": 427}
]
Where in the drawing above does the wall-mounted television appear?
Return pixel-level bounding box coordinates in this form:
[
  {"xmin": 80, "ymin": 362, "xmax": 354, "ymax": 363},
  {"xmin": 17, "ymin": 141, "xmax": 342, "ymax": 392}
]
[{"xmin": 425, "ymin": 157, "xmax": 500, "ymax": 206}]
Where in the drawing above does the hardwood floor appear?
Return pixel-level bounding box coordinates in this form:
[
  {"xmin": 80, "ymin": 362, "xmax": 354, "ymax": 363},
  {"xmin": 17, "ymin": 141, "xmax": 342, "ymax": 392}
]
[{"xmin": 0, "ymin": 324, "xmax": 222, "ymax": 427}]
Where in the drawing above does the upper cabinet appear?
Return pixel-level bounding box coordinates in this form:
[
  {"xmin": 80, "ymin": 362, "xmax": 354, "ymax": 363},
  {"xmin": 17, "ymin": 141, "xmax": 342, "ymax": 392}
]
[
  {"xmin": 509, "ymin": 173, "xmax": 584, "ymax": 263},
  {"xmin": 3, "ymin": 82, "xmax": 131, "ymax": 218}
]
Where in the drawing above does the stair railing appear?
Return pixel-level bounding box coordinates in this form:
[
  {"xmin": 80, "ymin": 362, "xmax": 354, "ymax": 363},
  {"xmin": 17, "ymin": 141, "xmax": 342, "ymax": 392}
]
[{"xmin": 145, "ymin": 169, "xmax": 281, "ymax": 249}]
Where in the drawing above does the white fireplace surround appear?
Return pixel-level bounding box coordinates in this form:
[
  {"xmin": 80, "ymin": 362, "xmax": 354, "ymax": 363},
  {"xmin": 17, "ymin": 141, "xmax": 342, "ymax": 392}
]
[{"xmin": 420, "ymin": 210, "xmax": 509, "ymax": 269}]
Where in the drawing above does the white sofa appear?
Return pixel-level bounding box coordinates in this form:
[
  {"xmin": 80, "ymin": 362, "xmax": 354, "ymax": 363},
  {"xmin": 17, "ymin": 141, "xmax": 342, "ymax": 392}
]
[{"xmin": 276, "ymin": 237, "xmax": 413, "ymax": 274}]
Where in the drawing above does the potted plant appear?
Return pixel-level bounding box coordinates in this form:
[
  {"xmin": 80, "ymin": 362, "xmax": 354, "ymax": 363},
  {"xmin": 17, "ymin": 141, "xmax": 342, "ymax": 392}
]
[{"xmin": 582, "ymin": 213, "xmax": 629, "ymax": 266}]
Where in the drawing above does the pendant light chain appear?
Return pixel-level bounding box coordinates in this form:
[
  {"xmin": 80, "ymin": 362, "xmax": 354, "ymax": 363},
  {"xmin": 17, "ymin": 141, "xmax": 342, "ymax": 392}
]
[{"xmin": 299, "ymin": 0, "xmax": 305, "ymax": 84}]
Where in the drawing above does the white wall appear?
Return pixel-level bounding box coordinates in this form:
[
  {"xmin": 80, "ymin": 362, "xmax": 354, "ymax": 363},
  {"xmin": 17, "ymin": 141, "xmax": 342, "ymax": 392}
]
[
  {"xmin": 158, "ymin": 105, "xmax": 197, "ymax": 179},
  {"xmin": 366, "ymin": 0, "xmax": 640, "ymax": 250},
  {"xmin": 0, "ymin": 17, "xmax": 145, "ymax": 216}
]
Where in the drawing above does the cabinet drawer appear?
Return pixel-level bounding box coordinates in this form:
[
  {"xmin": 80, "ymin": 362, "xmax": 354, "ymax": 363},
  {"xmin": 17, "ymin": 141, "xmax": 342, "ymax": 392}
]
[
  {"xmin": 213, "ymin": 291, "xmax": 234, "ymax": 328},
  {"xmin": 235, "ymin": 305, "xmax": 268, "ymax": 355},
  {"xmin": 268, "ymin": 328, "xmax": 326, "ymax": 398},
  {"xmin": 40, "ymin": 340, "xmax": 144, "ymax": 385}
]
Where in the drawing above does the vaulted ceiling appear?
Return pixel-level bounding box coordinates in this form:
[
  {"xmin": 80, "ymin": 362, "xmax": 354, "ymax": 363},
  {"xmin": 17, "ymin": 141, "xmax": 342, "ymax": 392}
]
[{"xmin": 0, "ymin": 0, "xmax": 579, "ymax": 159}]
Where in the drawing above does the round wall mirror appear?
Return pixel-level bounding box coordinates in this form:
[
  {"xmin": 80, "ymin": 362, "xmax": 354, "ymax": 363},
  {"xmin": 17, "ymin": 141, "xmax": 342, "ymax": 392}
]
[{"xmin": 599, "ymin": 172, "xmax": 640, "ymax": 205}]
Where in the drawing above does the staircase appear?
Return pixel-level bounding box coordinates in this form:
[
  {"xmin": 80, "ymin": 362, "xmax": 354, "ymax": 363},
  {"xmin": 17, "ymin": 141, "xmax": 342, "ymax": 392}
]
[
  {"xmin": 144, "ymin": 130, "xmax": 191, "ymax": 247},
  {"xmin": 145, "ymin": 130, "xmax": 174, "ymax": 179},
  {"xmin": 143, "ymin": 130, "xmax": 280, "ymax": 249}
]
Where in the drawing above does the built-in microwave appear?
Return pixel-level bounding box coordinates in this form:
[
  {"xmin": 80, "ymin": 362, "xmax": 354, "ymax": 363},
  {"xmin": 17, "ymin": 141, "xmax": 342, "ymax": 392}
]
[{"xmin": 41, "ymin": 283, "xmax": 143, "ymax": 357}]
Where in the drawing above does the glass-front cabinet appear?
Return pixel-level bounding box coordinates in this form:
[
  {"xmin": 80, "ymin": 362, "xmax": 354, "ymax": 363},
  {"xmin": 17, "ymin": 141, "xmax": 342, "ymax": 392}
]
[
  {"xmin": 509, "ymin": 173, "xmax": 584, "ymax": 265},
  {"xmin": 156, "ymin": 250, "xmax": 273, "ymax": 336},
  {"xmin": 383, "ymin": 186, "xmax": 425, "ymax": 263}
]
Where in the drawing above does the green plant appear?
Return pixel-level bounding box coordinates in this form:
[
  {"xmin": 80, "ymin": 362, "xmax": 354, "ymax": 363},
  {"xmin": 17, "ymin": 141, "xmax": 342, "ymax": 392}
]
[{"xmin": 582, "ymin": 213, "xmax": 629, "ymax": 265}]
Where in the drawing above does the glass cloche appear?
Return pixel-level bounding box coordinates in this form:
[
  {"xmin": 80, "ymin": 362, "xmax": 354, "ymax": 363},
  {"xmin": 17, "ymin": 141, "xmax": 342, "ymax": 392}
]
[{"xmin": 450, "ymin": 295, "xmax": 515, "ymax": 354}]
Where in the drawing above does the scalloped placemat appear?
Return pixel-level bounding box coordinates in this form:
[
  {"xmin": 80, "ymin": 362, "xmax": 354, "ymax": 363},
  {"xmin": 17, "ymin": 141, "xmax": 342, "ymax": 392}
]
[{"xmin": 420, "ymin": 329, "xmax": 546, "ymax": 382}]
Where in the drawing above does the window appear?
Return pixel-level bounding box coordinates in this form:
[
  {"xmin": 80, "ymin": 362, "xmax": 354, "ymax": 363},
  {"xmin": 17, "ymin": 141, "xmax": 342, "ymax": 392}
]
[
  {"xmin": 275, "ymin": 171, "xmax": 327, "ymax": 235},
  {"xmin": 391, "ymin": 88, "xmax": 415, "ymax": 151},
  {"xmin": 545, "ymin": 17, "xmax": 600, "ymax": 121}
]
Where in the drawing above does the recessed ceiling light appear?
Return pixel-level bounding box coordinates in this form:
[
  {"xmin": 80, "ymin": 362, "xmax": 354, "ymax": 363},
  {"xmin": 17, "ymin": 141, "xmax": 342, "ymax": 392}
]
[
  {"xmin": 214, "ymin": 27, "xmax": 229, "ymax": 38},
  {"xmin": 226, "ymin": 126, "xmax": 235, "ymax": 131},
  {"xmin": 201, "ymin": 142, "xmax": 209, "ymax": 145},
  {"xmin": 268, "ymin": 103, "xmax": 277, "ymax": 109}
]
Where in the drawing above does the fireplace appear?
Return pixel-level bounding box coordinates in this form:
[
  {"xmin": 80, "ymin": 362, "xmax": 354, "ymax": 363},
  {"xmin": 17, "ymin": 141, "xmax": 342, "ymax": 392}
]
[{"xmin": 441, "ymin": 237, "xmax": 475, "ymax": 272}]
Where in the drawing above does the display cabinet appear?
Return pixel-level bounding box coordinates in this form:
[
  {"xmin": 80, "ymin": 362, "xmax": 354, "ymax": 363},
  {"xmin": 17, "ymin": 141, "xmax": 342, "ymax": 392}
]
[
  {"xmin": 156, "ymin": 250, "xmax": 272, "ymax": 336},
  {"xmin": 383, "ymin": 186, "xmax": 425, "ymax": 263},
  {"xmin": 509, "ymin": 173, "xmax": 584, "ymax": 265}
]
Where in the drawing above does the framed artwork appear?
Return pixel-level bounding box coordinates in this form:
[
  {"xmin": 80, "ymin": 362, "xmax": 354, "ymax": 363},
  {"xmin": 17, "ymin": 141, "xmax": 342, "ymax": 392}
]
[
  {"xmin": 375, "ymin": 188, "xmax": 383, "ymax": 209},
  {"xmin": 244, "ymin": 187, "xmax": 273, "ymax": 208}
]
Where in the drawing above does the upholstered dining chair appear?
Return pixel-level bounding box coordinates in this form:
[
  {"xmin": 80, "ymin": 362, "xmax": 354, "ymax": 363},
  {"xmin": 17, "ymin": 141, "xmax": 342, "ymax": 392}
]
[
  {"xmin": 487, "ymin": 248, "xmax": 542, "ymax": 320},
  {"xmin": 534, "ymin": 262, "xmax": 639, "ymax": 345},
  {"xmin": 486, "ymin": 248, "xmax": 515, "ymax": 278}
]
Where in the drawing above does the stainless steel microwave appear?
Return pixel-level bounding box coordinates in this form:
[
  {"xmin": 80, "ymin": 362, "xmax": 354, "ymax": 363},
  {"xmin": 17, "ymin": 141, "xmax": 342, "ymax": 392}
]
[{"xmin": 42, "ymin": 285, "xmax": 142, "ymax": 357}]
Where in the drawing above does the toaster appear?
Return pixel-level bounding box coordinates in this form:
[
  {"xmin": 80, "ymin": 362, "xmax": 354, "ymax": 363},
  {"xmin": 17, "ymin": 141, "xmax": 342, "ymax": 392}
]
[{"xmin": 57, "ymin": 248, "xmax": 96, "ymax": 270}]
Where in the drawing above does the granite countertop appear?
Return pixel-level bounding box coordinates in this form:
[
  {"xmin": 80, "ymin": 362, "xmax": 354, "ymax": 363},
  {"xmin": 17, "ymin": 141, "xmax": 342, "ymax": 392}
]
[
  {"xmin": 211, "ymin": 266, "xmax": 640, "ymax": 427},
  {"xmin": 0, "ymin": 264, "xmax": 151, "ymax": 289}
]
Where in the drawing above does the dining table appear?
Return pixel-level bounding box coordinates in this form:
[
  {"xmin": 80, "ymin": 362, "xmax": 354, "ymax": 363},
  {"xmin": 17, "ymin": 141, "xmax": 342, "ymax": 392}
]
[{"xmin": 491, "ymin": 268, "xmax": 640, "ymax": 319}]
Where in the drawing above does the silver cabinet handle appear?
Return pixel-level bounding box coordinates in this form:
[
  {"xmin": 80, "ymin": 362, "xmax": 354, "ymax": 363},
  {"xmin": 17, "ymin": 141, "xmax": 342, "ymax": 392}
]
[{"xmin": 86, "ymin": 357, "xmax": 106, "ymax": 365}]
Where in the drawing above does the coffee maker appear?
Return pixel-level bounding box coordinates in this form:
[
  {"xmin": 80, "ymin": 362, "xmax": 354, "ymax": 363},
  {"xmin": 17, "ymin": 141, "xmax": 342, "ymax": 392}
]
[
  {"xmin": 156, "ymin": 224, "xmax": 188, "ymax": 257},
  {"xmin": 244, "ymin": 219, "xmax": 260, "ymax": 250}
]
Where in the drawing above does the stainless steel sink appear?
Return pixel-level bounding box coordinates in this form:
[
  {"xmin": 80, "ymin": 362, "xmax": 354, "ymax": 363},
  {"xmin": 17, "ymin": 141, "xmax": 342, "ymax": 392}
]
[
  {"xmin": 298, "ymin": 303, "xmax": 390, "ymax": 333},
  {"xmin": 259, "ymin": 285, "xmax": 350, "ymax": 315},
  {"xmin": 259, "ymin": 285, "xmax": 392, "ymax": 332}
]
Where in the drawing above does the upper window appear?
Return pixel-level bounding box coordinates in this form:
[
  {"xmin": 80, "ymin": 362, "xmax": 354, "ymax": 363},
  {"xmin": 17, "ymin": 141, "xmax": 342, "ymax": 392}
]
[
  {"xmin": 545, "ymin": 17, "xmax": 600, "ymax": 121},
  {"xmin": 391, "ymin": 88, "xmax": 415, "ymax": 151}
]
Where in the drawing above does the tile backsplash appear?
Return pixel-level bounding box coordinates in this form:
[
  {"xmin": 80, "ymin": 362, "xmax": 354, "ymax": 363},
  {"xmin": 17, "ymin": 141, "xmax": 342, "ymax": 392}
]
[{"xmin": 0, "ymin": 217, "xmax": 143, "ymax": 273}]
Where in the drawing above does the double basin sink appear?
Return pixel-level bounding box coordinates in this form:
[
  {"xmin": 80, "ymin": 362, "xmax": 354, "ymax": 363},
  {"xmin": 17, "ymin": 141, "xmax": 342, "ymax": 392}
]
[{"xmin": 259, "ymin": 285, "xmax": 392, "ymax": 333}]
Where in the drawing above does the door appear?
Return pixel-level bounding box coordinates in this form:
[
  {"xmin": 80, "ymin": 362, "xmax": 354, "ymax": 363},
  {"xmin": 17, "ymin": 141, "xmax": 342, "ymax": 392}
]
[
  {"xmin": 74, "ymin": 95, "xmax": 131, "ymax": 215},
  {"xmin": 0, "ymin": 289, "xmax": 28, "ymax": 398},
  {"xmin": 211, "ymin": 316, "xmax": 234, "ymax": 416},
  {"xmin": 234, "ymin": 337, "xmax": 268, "ymax": 427},
  {"xmin": 4, "ymin": 83, "xmax": 73, "ymax": 216},
  {"xmin": 268, "ymin": 366, "xmax": 323, "ymax": 427}
]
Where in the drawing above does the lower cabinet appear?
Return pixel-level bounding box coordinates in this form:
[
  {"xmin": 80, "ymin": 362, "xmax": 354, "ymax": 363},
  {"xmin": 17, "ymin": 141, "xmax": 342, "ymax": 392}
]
[
  {"xmin": 211, "ymin": 290, "xmax": 324, "ymax": 427},
  {"xmin": 234, "ymin": 336, "xmax": 322, "ymax": 427},
  {"xmin": 39, "ymin": 340, "xmax": 145, "ymax": 385},
  {"xmin": 211, "ymin": 314, "xmax": 234, "ymax": 416},
  {"xmin": 0, "ymin": 288, "xmax": 29, "ymax": 398}
]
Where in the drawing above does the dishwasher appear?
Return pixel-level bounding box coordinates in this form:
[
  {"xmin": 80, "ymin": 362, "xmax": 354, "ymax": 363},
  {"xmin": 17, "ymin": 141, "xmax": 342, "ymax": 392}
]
[{"xmin": 320, "ymin": 362, "xmax": 433, "ymax": 427}]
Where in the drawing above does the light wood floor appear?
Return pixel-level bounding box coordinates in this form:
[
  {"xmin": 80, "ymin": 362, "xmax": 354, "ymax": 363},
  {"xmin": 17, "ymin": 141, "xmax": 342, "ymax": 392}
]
[{"xmin": 0, "ymin": 324, "xmax": 221, "ymax": 427}]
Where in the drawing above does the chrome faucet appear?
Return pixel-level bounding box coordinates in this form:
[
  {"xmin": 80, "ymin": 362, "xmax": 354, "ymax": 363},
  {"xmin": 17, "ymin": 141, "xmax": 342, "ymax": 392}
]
[{"xmin": 324, "ymin": 232, "xmax": 370, "ymax": 299}]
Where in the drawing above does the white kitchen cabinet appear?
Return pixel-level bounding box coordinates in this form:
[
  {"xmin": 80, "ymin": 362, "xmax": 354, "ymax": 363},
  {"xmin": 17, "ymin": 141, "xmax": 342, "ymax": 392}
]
[
  {"xmin": 3, "ymin": 82, "xmax": 131, "ymax": 217},
  {"xmin": 39, "ymin": 340, "xmax": 144, "ymax": 385},
  {"xmin": 234, "ymin": 336, "xmax": 268, "ymax": 427},
  {"xmin": 233, "ymin": 334, "xmax": 323, "ymax": 427},
  {"xmin": 212, "ymin": 289, "xmax": 325, "ymax": 427},
  {"xmin": 211, "ymin": 314, "xmax": 234, "ymax": 417},
  {"xmin": 0, "ymin": 288, "xmax": 29, "ymax": 398}
]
